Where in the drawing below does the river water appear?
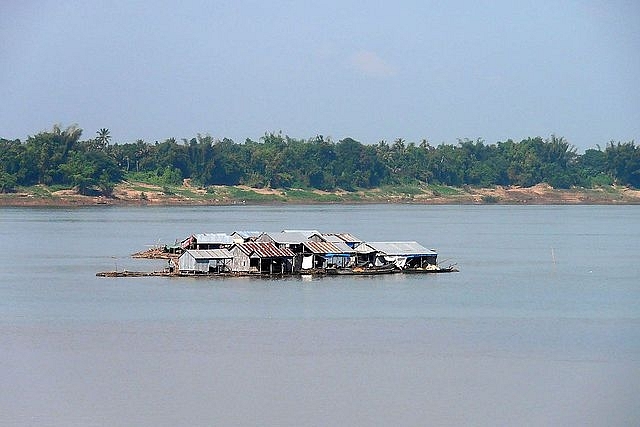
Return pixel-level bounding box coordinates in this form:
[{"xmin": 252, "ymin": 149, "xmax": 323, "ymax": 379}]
[{"xmin": 1, "ymin": 205, "xmax": 639, "ymax": 426}]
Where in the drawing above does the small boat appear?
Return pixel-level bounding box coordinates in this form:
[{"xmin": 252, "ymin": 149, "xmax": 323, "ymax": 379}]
[
  {"xmin": 326, "ymin": 263, "xmax": 397, "ymax": 275},
  {"xmin": 402, "ymin": 264, "xmax": 458, "ymax": 273}
]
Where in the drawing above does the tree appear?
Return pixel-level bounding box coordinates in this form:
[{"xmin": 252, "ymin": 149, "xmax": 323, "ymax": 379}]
[
  {"xmin": 605, "ymin": 141, "xmax": 640, "ymax": 187},
  {"xmin": 23, "ymin": 124, "xmax": 83, "ymax": 185},
  {"xmin": 576, "ymin": 148, "xmax": 609, "ymax": 187},
  {"xmin": 95, "ymin": 128, "xmax": 111, "ymax": 150},
  {"xmin": 0, "ymin": 167, "xmax": 17, "ymax": 192},
  {"xmin": 57, "ymin": 152, "xmax": 96, "ymax": 194}
]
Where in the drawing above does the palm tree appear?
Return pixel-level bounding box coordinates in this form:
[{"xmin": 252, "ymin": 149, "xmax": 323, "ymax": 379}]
[{"xmin": 96, "ymin": 128, "xmax": 111, "ymax": 150}]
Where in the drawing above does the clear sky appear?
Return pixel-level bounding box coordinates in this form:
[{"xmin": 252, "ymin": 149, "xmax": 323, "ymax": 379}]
[{"xmin": 1, "ymin": 1, "xmax": 638, "ymax": 151}]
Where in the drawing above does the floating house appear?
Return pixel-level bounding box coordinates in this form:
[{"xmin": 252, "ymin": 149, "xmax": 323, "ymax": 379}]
[
  {"xmin": 230, "ymin": 231, "xmax": 262, "ymax": 244},
  {"xmin": 256, "ymin": 232, "xmax": 310, "ymax": 253},
  {"xmin": 355, "ymin": 241, "xmax": 438, "ymax": 269},
  {"xmin": 229, "ymin": 242, "xmax": 296, "ymax": 274},
  {"xmin": 181, "ymin": 233, "xmax": 234, "ymax": 250},
  {"xmin": 300, "ymin": 241, "xmax": 355, "ymax": 270},
  {"xmin": 122, "ymin": 229, "xmax": 456, "ymax": 277},
  {"xmin": 320, "ymin": 233, "xmax": 363, "ymax": 249},
  {"xmin": 178, "ymin": 249, "xmax": 233, "ymax": 274}
]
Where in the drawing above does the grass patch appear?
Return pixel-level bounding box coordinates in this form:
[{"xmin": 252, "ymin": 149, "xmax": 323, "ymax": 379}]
[
  {"xmin": 427, "ymin": 184, "xmax": 463, "ymax": 196},
  {"xmin": 341, "ymin": 192, "xmax": 363, "ymax": 201},
  {"xmin": 225, "ymin": 187, "xmax": 285, "ymax": 202},
  {"xmin": 379, "ymin": 184, "xmax": 425, "ymax": 196},
  {"xmin": 282, "ymin": 189, "xmax": 342, "ymax": 202},
  {"xmin": 23, "ymin": 185, "xmax": 54, "ymax": 197},
  {"xmin": 169, "ymin": 187, "xmax": 206, "ymax": 199},
  {"xmin": 48, "ymin": 184, "xmax": 74, "ymax": 192},
  {"xmin": 129, "ymin": 184, "xmax": 159, "ymax": 192}
]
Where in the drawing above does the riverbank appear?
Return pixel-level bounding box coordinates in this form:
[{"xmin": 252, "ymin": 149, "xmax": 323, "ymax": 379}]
[{"xmin": 1, "ymin": 181, "xmax": 639, "ymax": 206}]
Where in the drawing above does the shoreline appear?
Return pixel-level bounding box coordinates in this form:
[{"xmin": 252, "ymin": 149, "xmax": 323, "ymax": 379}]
[{"xmin": 1, "ymin": 182, "xmax": 639, "ymax": 207}]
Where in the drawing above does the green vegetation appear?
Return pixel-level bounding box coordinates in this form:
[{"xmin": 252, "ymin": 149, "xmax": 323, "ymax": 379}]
[
  {"xmin": 0, "ymin": 124, "xmax": 121, "ymax": 195},
  {"xmin": 380, "ymin": 184, "xmax": 425, "ymax": 197},
  {"xmin": 1, "ymin": 125, "xmax": 639, "ymax": 196},
  {"xmin": 225, "ymin": 187, "xmax": 285, "ymax": 203},
  {"xmin": 427, "ymin": 184, "xmax": 463, "ymax": 197},
  {"xmin": 282, "ymin": 189, "xmax": 342, "ymax": 203}
]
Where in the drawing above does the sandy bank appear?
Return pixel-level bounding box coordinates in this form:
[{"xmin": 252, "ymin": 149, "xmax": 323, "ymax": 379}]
[{"xmin": 1, "ymin": 182, "xmax": 639, "ymax": 206}]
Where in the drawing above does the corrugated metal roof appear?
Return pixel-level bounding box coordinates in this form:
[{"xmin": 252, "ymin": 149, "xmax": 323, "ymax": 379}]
[
  {"xmin": 184, "ymin": 249, "xmax": 233, "ymax": 259},
  {"xmin": 234, "ymin": 242, "xmax": 295, "ymax": 258},
  {"xmin": 356, "ymin": 241, "xmax": 436, "ymax": 256},
  {"xmin": 303, "ymin": 241, "xmax": 353, "ymax": 254},
  {"xmin": 194, "ymin": 233, "xmax": 234, "ymax": 244},
  {"xmin": 322, "ymin": 232, "xmax": 363, "ymax": 244},
  {"xmin": 354, "ymin": 243, "xmax": 378, "ymax": 254},
  {"xmin": 335, "ymin": 233, "xmax": 363, "ymax": 243},
  {"xmin": 333, "ymin": 242, "xmax": 355, "ymax": 252},
  {"xmin": 318, "ymin": 234, "xmax": 344, "ymax": 243},
  {"xmin": 261, "ymin": 232, "xmax": 310, "ymax": 244}
]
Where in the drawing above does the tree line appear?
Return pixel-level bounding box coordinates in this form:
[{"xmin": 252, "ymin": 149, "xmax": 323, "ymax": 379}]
[{"xmin": 1, "ymin": 125, "xmax": 639, "ymax": 194}]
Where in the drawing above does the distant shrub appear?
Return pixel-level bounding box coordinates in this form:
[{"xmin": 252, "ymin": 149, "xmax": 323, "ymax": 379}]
[
  {"xmin": 127, "ymin": 166, "xmax": 182, "ymax": 186},
  {"xmin": 481, "ymin": 195, "xmax": 500, "ymax": 204},
  {"xmin": 590, "ymin": 173, "xmax": 613, "ymax": 187}
]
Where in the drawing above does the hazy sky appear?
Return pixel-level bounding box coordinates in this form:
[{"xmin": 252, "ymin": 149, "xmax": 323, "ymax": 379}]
[{"xmin": 1, "ymin": 1, "xmax": 638, "ymax": 151}]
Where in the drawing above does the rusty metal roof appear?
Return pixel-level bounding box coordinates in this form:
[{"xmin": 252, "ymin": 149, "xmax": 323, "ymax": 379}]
[
  {"xmin": 234, "ymin": 242, "xmax": 295, "ymax": 258},
  {"xmin": 336, "ymin": 233, "xmax": 363, "ymax": 243},
  {"xmin": 318, "ymin": 234, "xmax": 343, "ymax": 243},
  {"xmin": 321, "ymin": 232, "xmax": 363, "ymax": 244},
  {"xmin": 303, "ymin": 241, "xmax": 354, "ymax": 254}
]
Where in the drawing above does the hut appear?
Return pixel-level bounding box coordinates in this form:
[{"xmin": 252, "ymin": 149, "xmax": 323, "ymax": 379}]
[
  {"xmin": 178, "ymin": 249, "xmax": 233, "ymax": 274},
  {"xmin": 355, "ymin": 241, "xmax": 437, "ymax": 269},
  {"xmin": 311, "ymin": 232, "xmax": 364, "ymax": 249},
  {"xmin": 300, "ymin": 241, "xmax": 355, "ymax": 270},
  {"xmin": 230, "ymin": 231, "xmax": 262, "ymax": 244},
  {"xmin": 255, "ymin": 231, "xmax": 310, "ymax": 253},
  {"xmin": 229, "ymin": 242, "xmax": 296, "ymax": 274},
  {"xmin": 181, "ymin": 233, "xmax": 234, "ymax": 250}
]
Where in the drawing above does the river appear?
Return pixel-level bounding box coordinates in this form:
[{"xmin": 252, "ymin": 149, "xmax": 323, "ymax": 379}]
[{"xmin": 1, "ymin": 205, "xmax": 639, "ymax": 426}]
